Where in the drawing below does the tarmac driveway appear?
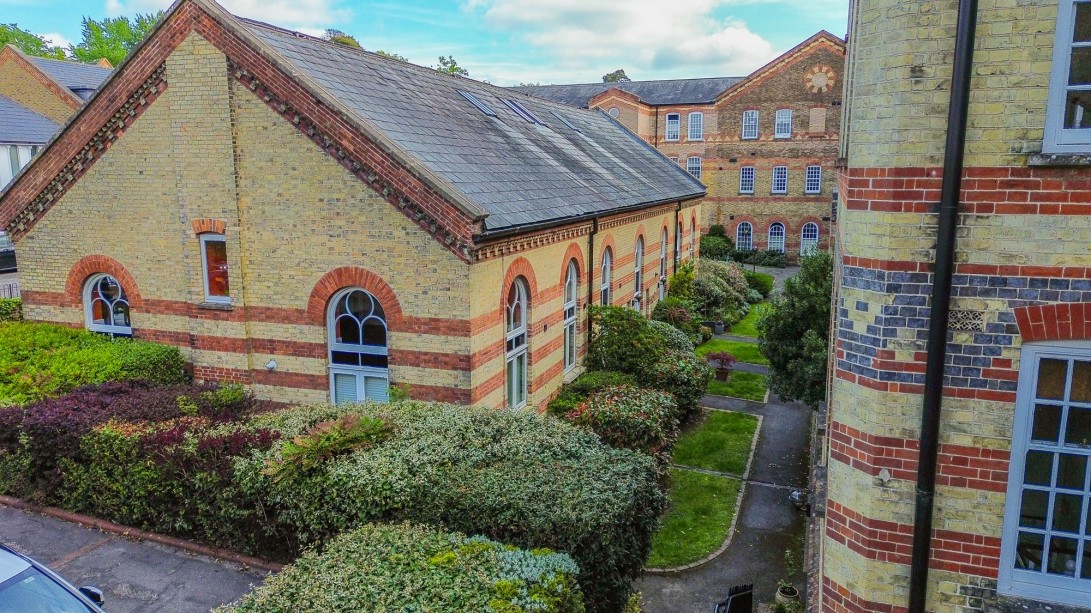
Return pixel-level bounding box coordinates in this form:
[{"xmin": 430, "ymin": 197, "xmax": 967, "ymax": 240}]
[{"xmin": 0, "ymin": 505, "xmax": 268, "ymax": 612}]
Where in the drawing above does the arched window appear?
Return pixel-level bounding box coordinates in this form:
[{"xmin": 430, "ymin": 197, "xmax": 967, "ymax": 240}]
[
  {"xmin": 690, "ymin": 218, "xmax": 697, "ymax": 258},
  {"xmin": 506, "ymin": 278, "xmax": 530, "ymax": 409},
  {"xmin": 633, "ymin": 236, "xmax": 645, "ymax": 311},
  {"xmin": 675, "ymin": 221, "xmax": 682, "ymax": 266},
  {"xmin": 600, "ymin": 248, "xmax": 613, "ymax": 305},
  {"xmin": 563, "ymin": 260, "xmax": 579, "ymax": 372},
  {"xmin": 736, "ymin": 222, "xmax": 753, "ymax": 251},
  {"xmin": 658, "ymin": 228, "xmax": 668, "ymax": 300},
  {"xmin": 328, "ymin": 288, "xmax": 389, "ymax": 404},
  {"xmin": 83, "ymin": 274, "xmax": 131, "ymax": 336},
  {"xmin": 801, "ymin": 222, "xmax": 820, "ymax": 256},
  {"xmin": 769, "ymin": 222, "xmax": 786, "ymax": 253}
]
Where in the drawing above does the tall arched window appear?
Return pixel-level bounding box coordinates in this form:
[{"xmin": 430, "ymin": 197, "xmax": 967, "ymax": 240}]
[
  {"xmin": 675, "ymin": 221, "xmax": 682, "ymax": 266},
  {"xmin": 328, "ymin": 288, "xmax": 389, "ymax": 404},
  {"xmin": 506, "ymin": 278, "xmax": 530, "ymax": 409},
  {"xmin": 737, "ymin": 222, "xmax": 753, "ymax": 251},
  {"xmin": 633, "ymin": 236, "xmax": 645, "ymax": 311},
  {"xmin": 84, "ymin": 274, "xmax": 131, "ymax": 336},
  {"xmin": 600, "ymin": 248, "xmax": 613, "ymax": 305},
  {"xmin": 769, "ymin": 222, "xmax": 786, "ymax": 253},
  {"xmin": 563, "ymin": 260, "xmax": 579, "ymax": 372},
  {"xmin": 801, "ymin": 222, "xmax": 820, "ymax": 255},
  {"xmin": 658, "ymin": 228, "xmax": 668, "ymax": 300},
  {"xmin": 690, "ymin": 218, "xmax": 697, "ymax": 258}
]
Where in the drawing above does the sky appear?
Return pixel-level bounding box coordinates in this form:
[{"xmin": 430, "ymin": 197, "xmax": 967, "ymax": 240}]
[{"xmin": 2, "ymin": 0, "xmax": 849, "ymax": 86}]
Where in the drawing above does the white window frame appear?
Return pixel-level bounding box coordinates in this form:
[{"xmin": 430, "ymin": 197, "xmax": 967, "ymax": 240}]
[
  {"xmin": 83, "ymin": 273, "xmax": 132, "ymax": 336},
  {"xmin": 800, "ymin": 222, "xmax": 820, "ymax": 256},
  {"xmin": 1044, "ymin": 0, "xmax": 1091, "ymax": 153},
  {"xmin": 805, "ymin": 165, "xmax": 823, "ymax": 194},
  {"xmin": 658, "ymin": 228, "xmax": 668, "ymax": 300},
  {"xmin": 328, "ymin": 288, "xmax": 390, "ymax": 405},
  {"xmin": 1, "ymin": 145, "xmax": 33, "ymax": 187},
  {"xmin": 665, "ymin": 113, "xmax": 680, "ymax": 141},
  {"xmin": 199, "ymin": 233, "xmax": 231, "ymax": 304},
  {"xmin": 688, "ymin": 112, "xmax": 704, "ymax": 140},
  {"xmin": 742, "ymin": 110, "xmax": 759, "ymax": 140},
  {"xmin": 600, "ymin": 248, "xmax": 613, "ymax": 305},
  {"xmin": 768, "ymin": 222, "xmax": 786, "ymax": 253},
  {"xmin": 775, "ymin": 109, "xmax": 793, "ymax": 138},
  {"xmin": 690, "ymin": 219, "xmax": 697, "ymax": 259},
  {"xmin": 668, "ymin": 156, "xmax": 679, "ymax": 164},
  {"xmin": 686, "ymin": 156, "xmax": 702, "ymax": 180},
  {"xmin": 736, "ymin": 222, "xmax": 753, "ymax": 251},
  {"xmin": 740, "ymin": 166, "xmax": 755, "ymax": 194},
  {"xmin": 772, "ymin": 166, "xmax": 788, "ymax": 194},
  {"xmin": 505, "ymin": 279, "xmax": 530, "ymax": 410},
  {"xmin": 999, "ymin": 342, "xmax": 1091, "ymax": 607},
  {"xmin": 675, "ymin": 221, "xmax": 682, "ymax": 267},
  {"xmin": 633, "ymin": 236, "xmax": 644, "ymax": 311},
  {"xmin": 563, "ymin": 260, "xmax": 578, "ymax": 372}
]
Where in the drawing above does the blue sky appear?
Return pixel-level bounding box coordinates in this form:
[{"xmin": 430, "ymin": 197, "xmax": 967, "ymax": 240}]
[{"xmin": 3, "ymin": 0, "xmax": 849, "ymax": 85}]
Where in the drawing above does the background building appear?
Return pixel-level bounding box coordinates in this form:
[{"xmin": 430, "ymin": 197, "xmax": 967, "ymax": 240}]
[
  {"xmin": 817, "ymin": 0, "xmax": 1091, "ymax": 611},
  {"xmin": 516, "ymin": 32, "xmax": 844, "ymax": 260}
]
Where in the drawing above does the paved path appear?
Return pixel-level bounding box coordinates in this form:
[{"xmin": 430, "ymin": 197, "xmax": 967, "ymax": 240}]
[
  {"xmin": 637, "ymin": 391, "xmax": 812, "ymax": 612},
  {"xmin": 0, "ymin": 506, "xmax": 268, "ymax": 612}
]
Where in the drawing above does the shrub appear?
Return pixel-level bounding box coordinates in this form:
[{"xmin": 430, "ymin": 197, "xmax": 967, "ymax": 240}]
[
  {"xmin": 733, "ymin": 249, "xmax": 789, "ymax": 268},
  {"xmin": 701, "ymin": 259, "xmax": 749, "ymax": 299},
  {"xmin": 698, "ymin": 235, "xmax": 731, "ymax": 260},
  {"xmin": 546, "ymin": 371, "xmax": 636, "ymax": 417},
  {"xmin": 746, "ymin": 288, "xmax": 764, "ymax": 304},
  {"xmin": 743, "ymin": 270, "xmax": 775, "ymax": 298},
  {"xmin": 707, "ymin": 351, "xmax": 737, "ymax": 373},
  {"xmin": 236, "ymin": 401, "xmax": 663, "ymax": 612},
  {"xmin": 707, "ymin": 224, "xmax": 727, "ymax": 238},
  {"xmin": 0, "ymin": 299, "xmax": 21, "ymax": 322},
  {"xmin": 586, "ymin": 306, "xmax": 666, "ymax": 375},
  {"xmin": 564, "ymin": 385, "xmax": 679, "ymax": 464},
  {"xmin": 264, "ymin": 414, "xmax": 392, "ymax": 484},
  {"xmin": 221, "ymin": 522, "xmax": 584, "ymax": 613},
  {"xmin": 644, "ymin": 351, "xmax": 712, "ymax": 422},
  {"xmin": 648, "ymin": 320, "xmax": 694, "ymax": 354},
  {"xmin": 666, "ymin": 262, "xmax": 695, "ymax": 301},
  {"xmin": 651, "ymin": 296, "xmax": 700, "ymax": 341},
  {"xmin": 692, "ymin": 260, "xmax": 749, "ymax": 325}
]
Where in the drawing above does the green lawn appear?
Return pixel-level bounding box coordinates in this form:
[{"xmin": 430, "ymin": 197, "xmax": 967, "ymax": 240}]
[
  {"xmin": 706, "ymin": 372, "xmax": 767, "ymax": 402},
  {"xmin": 695, "ymin": 338, "xmax": 769, "ymax": 365},
  {"xmin": 673, "ymin": 409, "xmax": 759, "ymax": 475},
  {"xmin": 646, "ymin": 469, "xmax": 742, "ymax": 568},
  {"xmin": 730, "ymin": 303, "xmax": 771, "ymax": 338}
]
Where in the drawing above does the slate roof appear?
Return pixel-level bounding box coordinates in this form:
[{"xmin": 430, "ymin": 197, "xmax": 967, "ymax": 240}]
[
  {"xmin": 29, "ymin": 56, "xmax": 112, "ymax": 94},
  {"xmin": 0, "ymin": 94, "xmax": 60, "ymax": 145},
  {"xmin": 243, "ymin": 20, "xmax": 705, "ymax": 233},
  {"xmin": 511, "ymin": 77, "xmax": 745, "ymax": 108}
]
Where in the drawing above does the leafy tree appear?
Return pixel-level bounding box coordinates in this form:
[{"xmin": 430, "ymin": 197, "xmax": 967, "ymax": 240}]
[
  {"xmin": 757, "ymin": 251, "xmax": 833, "ymax": 407},
  {"xmin": 602, "ymin": 69, "xmax": 630, "ymax": 83},
  {"xmin": 71, "ymin": 13, "xmax": 161, "ymax": 66},
  {"xmin": 375, "ymin": 50, "xmax": 408, "ymax": 62},
  {"xmin": 0, "ymin": 24, "xmax": 66, "ymax": 59},
  {"xmin": 324, "ymin": 29, "xmax": 361, "ymax": 48},
  {"xmin": 433, "ymin": 55, "xmax": 468, "ymax": 76},
  {"xmin": 517, "ymin": 81, "xmax": 540, "ymax": 87}
]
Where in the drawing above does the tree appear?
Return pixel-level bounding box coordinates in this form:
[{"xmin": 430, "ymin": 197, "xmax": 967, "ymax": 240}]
[
  {"xmin": 376, "ymin": 50, "xmax": 408, "ymax": 62},
  {"xmin": 602, "ymin": 69, "xmax": 630, "ymax": 83},
  {"xmin": 433, "ymin": 55, "xmax": 468, "ymax": 77},
  {"xmin": 757, "ymin": 251, "xmax": 833, "ymax": 407},
  {"xmin": 517, "ymin": 82, "xmax": 540, "ymax": 87},
  {"xmin": 0, "ymin": 24, "xmax": 66, "ymax": 59},
  {"xmin": 71, "ymin": 13, "xmax": 161, "ymax": 66},
  {"xmin": 324, "ymin": 29, "xmax": 360, "ymax": 48}
]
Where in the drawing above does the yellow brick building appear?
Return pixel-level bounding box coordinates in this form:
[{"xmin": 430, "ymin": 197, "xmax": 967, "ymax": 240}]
[{"xmin": 0, "ymin": 0, "xmax": 702, "ymax": 410}]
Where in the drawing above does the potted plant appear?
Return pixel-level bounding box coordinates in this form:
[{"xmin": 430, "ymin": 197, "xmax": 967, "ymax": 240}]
[
  {"xmin": 775, "ymin": 548, "xmax": 801, "ymax": 604},
  {"xmin": 707, "ymin": 351, "xmax": 737, "ymax": 381}
]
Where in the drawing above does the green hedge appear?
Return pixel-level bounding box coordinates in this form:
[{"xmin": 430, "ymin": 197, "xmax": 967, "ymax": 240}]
[
  {"xmin": 743, "ymin": 270, "xmax": 775, "ymax": 298},
  {"xmin": 236, "ymin": 402, "xmax": 661, "ymax": 613},
  {"xmin": 0, "ymin": 299, "xmax": 21, "ymax": 323},
  {"xmin": 563, "ymin": 385, "xmax": 679, "ymax": 465},
  {"xmin": 221, "ymin": 522, "xmax": 584, "ymax": 613},
  {"xmin": 546, "ymin": 370, "xmax": 635, "ymax": 417},
  {"xmin": 0, "ymin": 323, "xmax": 186, "ymax": 406}
]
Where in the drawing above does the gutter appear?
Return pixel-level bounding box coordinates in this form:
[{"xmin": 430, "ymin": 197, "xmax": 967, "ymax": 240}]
[{"xmin": 907, "ymin": 0, "xmax": 978, "ymax": 611}]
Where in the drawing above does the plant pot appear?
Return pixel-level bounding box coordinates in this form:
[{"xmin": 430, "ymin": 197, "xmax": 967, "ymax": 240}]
[
  {"xmin": 715, "ymin": 369, "xmax": 731, "ymax": 382},
  {"xmin": 775, "ymin": 585, "xmax": 800, "ymax": 604},
  {"xmin": 701, "ymin": 320, "xmax": 726, "ymax": 334}
]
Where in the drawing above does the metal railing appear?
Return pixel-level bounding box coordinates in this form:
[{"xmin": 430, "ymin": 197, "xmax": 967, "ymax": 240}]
[{"xmin": 0, "ymin": 282, "xmax": 19, "ymax": 299}]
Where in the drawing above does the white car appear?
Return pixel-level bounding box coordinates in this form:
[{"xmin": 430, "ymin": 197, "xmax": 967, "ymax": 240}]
[{"xmin": 0, "ymin": 545, "xmax": 104, "ymax": 612}]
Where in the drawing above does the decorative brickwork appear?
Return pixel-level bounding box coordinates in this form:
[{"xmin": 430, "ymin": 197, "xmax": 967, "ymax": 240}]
[
  {"xmin": 62, "ymin": 254, "xmax": 144, "ymax": 307},
  {"xmin": 191, "ymin": 218, "xmax": 226, "ymax": 235}
]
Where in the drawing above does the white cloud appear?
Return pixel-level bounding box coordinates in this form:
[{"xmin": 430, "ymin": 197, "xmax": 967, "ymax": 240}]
[
  {"xmin": 40, "ymin": 32, "xmax": 73, "ymax": 50},
  {"xmin": 105, "ymin": 0, "xmax": 352, "ymax": 32},
  {"xmin": 465, "ymin": 0, "xmax": 777, "ymax": 83}
]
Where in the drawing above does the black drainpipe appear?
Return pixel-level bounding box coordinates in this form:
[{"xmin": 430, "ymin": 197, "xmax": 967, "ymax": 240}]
[
  {"xmin": 673, "ymin": 202, "xmax": 683, "ymax": 274},
  {"xmin": 908, "ymin": 0, "xmax": 977, "ymax": 611},
  {"xmin": 586, "ymin": 218, "xmax": 598, "ymax": 349}
]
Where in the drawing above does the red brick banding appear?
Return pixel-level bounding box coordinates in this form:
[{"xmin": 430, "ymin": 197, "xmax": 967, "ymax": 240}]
[{"xmin": 1014, "ymin": 302, "xmax": 1091, "ymax": 342}]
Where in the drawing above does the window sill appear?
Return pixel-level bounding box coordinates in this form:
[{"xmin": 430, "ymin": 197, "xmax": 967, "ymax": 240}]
[
  {"xmin": 197, "ymin": 301, "xmax": 234, "ymax": 311},
  {"xmin": 563, "ymin": 365, "xmax": 586, "ymax": 385},
  {"xmin": 1027, "ymin": 152, "xmax": 1091, "ymax": 166}
]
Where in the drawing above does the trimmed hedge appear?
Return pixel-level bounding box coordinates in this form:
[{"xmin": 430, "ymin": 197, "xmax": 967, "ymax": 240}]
[
  {"xmin": 698, "ymin": 234, "xmax": 731, "ymax": 260},
  {"xmin": 744, "ymin": 270, "xmax": 775, "ymax": 298},
  {"xmin": 0, "ymin": 298, "xmax": 21, "ymax": 322},
  {"xmin": 563, "ymin": 385, "xmax": 679, "ymax": 465},
  {"xmin": 237, "ymin": 402, "xmax": 663, "ymax": 612},
  {"xmin": 733, "ymin": 249, "xmax": 789, "ymax": 268},
  {"xmin": 0, "ymin": 323, "xmax": 186, "ymax": 406},
  {"xmin": 546, "ymin": 370, "xmax": 636, "ymax": 417},
  {"xmin": 648, "ymin": 320, "xmax": 694, "ymax": 354},
  {"xmin": 221, "ymin": 522, "xmax": 584, "ymax": 612}
]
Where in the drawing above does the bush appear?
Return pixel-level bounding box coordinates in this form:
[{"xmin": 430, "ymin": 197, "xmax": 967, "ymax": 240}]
[
  {"xmin": 586, "ymin": 306, "xmax": 667, "ymax": 375},
  {"xmin": 546, "ymin": 371, "xmax": 636, "ymax": 417},
  {"xmin": 563, "ymin": 385, "xmax": 679, "ymax": 464},
  {"xmin": 0, "ymin": 298, "xmax": 21, "ymax": 322},
  {"xmin": 236, "ymin": 401, "xmax": 663, "ymax": 612},
  {"xmin": 221, "ymin": 522, "xmax": 584, "ymax": 613},
  {"xmin": 648, "ymin": 320, "xmax": 694, "ymax": 354},
  {"xmin": 733, "ymin": 249, "xmax": 789, "ymax": 268},
  {"xmin": 743, "ymin": 270, "xmax": 775, "ymax": 298},
  {"xmin": 264, "ymin": 414, "xmax": 392, "ymax": 484},
  {"xmin": 698, "ymin": 235, "xmax": 731, "ymax": 260},
  {"xmin": 644, "ymin": 351, "xmax": 712, "ymax": 422},
  {"xmin": 0, "ymin": 322, "xmax": 186, "ymax": 406},
  {"xmin": 651, "ymin": 296, "xmax": 700, "ymax": 342},
  {"xmin": 666, "ymin": 262, "xmax": 695, "ymax": 301},
  {"xmin": 746, "ymin": 288, "xmax": 764, "ymax": 304},
  {"xmin": 707, "ymin": 224, "xmax": 727, "ymax": 238}
]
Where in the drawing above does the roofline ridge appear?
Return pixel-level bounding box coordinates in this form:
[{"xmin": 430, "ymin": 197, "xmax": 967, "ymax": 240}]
[{"xmin": 0, "ymin": 44, "xmax": 83, "ymax": 109}]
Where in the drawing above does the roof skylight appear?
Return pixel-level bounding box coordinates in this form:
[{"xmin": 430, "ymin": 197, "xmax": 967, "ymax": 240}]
[
  {"xmin": 503, "ymin": 99, "xmax": 543, "ymax": 125},
  {"xmin": 458, "ymin": 90, "xmax": 497, "ymax": 117},
  {"xmin": 551, "ymin": 111, "xmax": 581, "ymax": 132}
]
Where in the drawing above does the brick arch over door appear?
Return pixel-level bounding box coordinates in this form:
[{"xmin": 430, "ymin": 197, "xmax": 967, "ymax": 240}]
[
  {"xmin": 1014, "ymin": 303, "xmax": 1091, "ymax": 343},
  {"xmin": 306, "ymin": 267, "xmax": 404, "ymax": 328},
  {"xmin": 64, "ymin": 255, "xmax": 144, "ymax": 308}
]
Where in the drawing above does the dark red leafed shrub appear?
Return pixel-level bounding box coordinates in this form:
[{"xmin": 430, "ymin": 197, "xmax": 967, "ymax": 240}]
[{"xmin": 564, "ymin": 385, "xmax": 679, "ymax": 465}]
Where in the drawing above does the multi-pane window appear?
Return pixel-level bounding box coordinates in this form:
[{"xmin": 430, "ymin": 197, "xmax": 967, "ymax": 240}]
[
  {"xmin": 505, "ymin": 279, "xmax": 530, "ymax": 409},
  {"xmin": 563, "ymin": 260, "xmax": 578, "ymax": 372},
  {"xmin": 741, "ymin": 110, "xmax": 759, "ymax": 139},
  {"xmin": 805, "ymin": 165, "xmax": 823, "ymax": 194},
  {"xmin": 633, "ymin": 237, "xmax": 644, "ymax": 311},
  {"xmin": 1045, "ymin": 0, "xmax": 1091, "ymax": 152},
  {"xmin": 0, "ymin": 145, "xmax": 34, "ymax": 187},
  {"xmin": 772, "ymin": 166, "xmax": 788, "ymax": 194},
  {"xmin": 1000, "ymin": 345, "xmax": 1091, "ymax": 607},
  {"xmin": 687, "ymin": 156, "xmax": 702, "ymax": 180},
  {"xmin": 668, "ymin": 156, "xmax": 679, "ymax": 164},
  {"xmin": 768, "ymin": 222, "xmax": 786, "ymax": 253},
  {"xmin": 688, "ymin": 112, "xmax": 704, "ymax": 140},
  {"xmin": 665, "ymin": 113, "xmax": 680, "ymax": 141},
  {"xmin": 600, "ymin": 248, "xmax": 613, "ymax": 305},
  {"xmin": 84, "ymin": 274, "xmax": 131, "ymax": 336},
  {"xmin": 736, "ymin": 222, "xmax": 753, "ymax": 251},
  {"xmin": 658, "ymin": 228, "xmax": 668, "ymax": 300},
  {"xmin": 200, "ymin": 233, "xmax": 230, "ymax": 303},
  {"xmin": 800, "ymin": 222, "xmax": 819, "ymax": 255},
  {"xmin": 675, "ymin": 221, "xmax": 682, "ymax": 266},
  {"xmin": 328, "ymin": 289, "xmax": 389, "ymax": 404},
  {"xmin": 775, "ymin": 109, "xmax": 793, "ymax": 138},
  {"xmin": 689, "ymin": 219, "xmax": 697, "ymax": 258},
  {"xmin": 740, "ymin": 166, "xmax": 755, "ymax": 194}
]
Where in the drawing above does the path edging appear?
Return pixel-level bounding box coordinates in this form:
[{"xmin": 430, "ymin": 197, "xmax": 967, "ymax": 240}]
[{"xmin": 0, "ymin": 495, "xmax": 283, "ymax": 573}]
